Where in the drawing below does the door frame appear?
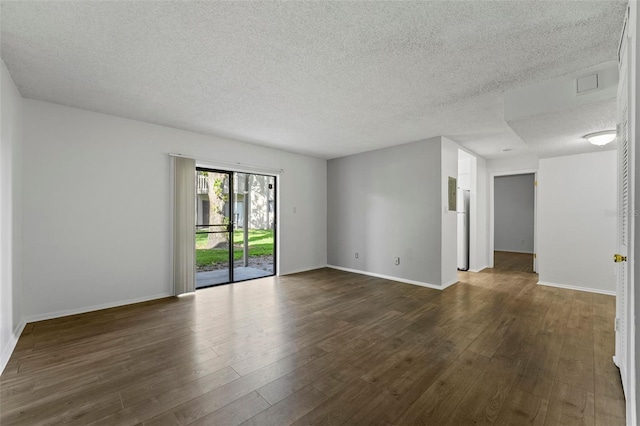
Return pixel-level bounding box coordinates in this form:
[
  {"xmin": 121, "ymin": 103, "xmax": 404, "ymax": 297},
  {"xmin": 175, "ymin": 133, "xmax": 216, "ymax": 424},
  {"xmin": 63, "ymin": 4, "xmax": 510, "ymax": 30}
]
[
  {"xmin": 196, "ymin": 167, "xmax": 236, "ymax": 285},
  {"xmin": 232, "ymin": 171, "xmax": 278, "ymax": 283},
  {"xmin": 195, "ymin": 166, "xmax": 279, "ymax": 287},
  {"xmin": 488, "ymin": 169, "xmax": 538, "ymax": 271}
]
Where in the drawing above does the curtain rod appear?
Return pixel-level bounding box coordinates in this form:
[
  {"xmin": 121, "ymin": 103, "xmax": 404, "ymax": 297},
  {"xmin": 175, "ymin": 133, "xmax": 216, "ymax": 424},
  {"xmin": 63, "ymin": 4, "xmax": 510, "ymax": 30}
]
[{"xmin": 169, "ymin": 153, "xmax": 284, "ymax": 174}]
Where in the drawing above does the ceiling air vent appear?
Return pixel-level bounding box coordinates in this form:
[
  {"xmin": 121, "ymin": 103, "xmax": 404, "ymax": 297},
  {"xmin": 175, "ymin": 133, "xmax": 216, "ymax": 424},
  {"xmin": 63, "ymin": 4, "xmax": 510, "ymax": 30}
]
[{"xmin": 576, "ymin": 74, "xmax": 598, "ymax": 94}]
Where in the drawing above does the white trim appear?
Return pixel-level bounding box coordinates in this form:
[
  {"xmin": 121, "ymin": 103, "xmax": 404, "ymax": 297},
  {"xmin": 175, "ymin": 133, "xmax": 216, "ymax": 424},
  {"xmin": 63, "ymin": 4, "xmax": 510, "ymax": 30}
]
[
  {"xmin": 469, "ymin": 266, "xmax": 488, "ymax": 273},
  {"xmin": 489, "ymin": 169, "xmax": 539, "ymax": 176},
  {"xmin": 623, "ymin": 5, "xmax": 637, "ymax": 423},
  {"xmin": 489, "ymin": 169, "xmax": 538, "ymax": 270},
  {"xmin": 327, "ymin": 265, "xmax": 451, "ymax": 290},
  {"xmin": 280, "ymin": 265, "xmax": 327, "ymax": 276},
  {"xmin": 169, "ymin": 153, "xmax": 283, "ymax": 175},
  {"xmin": 494, "ymin": 250, "xmax": 535, "ymax": 254},
  {"xmin": 0, "ymin": 319, "xmax": 26, "ymax": 375},
  {"xmin": 25, "ymin": 293, "xmax": 173, "ymax": 323},
  {"xmin": 537, "ymin": 281, "xmax": 615, "ymax": 296},
  {"xmin": 441, "ymin": 278, "xmax": 459, "ymax": 289},
  {"xmin": 457, "ymin": 146, "xmax": 481, "ymax": 159}
]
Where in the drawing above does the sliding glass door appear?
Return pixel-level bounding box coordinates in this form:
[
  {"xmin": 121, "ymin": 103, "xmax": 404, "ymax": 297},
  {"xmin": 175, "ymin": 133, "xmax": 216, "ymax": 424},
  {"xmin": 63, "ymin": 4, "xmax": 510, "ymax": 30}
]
[
  {"xmin": 195, "ymin": 168, "xmax": 276, "ymax": 289},
  {"xmin": 195, "ymin": 169, "xmax": 233, "ymax": 288},
  {"xmin": 233, "ymin": 173, "xmax": 276, "ymax": 281}
]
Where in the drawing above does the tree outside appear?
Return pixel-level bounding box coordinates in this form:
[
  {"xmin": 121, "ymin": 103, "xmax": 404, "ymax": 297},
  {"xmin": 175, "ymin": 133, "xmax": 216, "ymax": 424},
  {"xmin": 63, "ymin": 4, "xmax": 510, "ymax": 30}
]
[{"xmin": 205, "ymin": 171, "xmax": 229, "ymax": 249}]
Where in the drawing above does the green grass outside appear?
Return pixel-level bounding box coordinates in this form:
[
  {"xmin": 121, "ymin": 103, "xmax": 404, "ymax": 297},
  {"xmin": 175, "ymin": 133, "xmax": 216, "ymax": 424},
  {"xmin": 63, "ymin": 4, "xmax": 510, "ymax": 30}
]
[{"xmin": 196, "ymin": 229, "xmax": 274, "ymax": 266}]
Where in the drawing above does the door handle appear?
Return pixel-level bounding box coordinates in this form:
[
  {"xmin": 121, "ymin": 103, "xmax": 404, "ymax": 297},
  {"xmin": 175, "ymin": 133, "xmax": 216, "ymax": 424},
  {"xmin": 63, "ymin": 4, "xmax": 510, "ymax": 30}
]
[{"xmin": 614, "ymin": 254, "xmax": 627, "ymax": 263}]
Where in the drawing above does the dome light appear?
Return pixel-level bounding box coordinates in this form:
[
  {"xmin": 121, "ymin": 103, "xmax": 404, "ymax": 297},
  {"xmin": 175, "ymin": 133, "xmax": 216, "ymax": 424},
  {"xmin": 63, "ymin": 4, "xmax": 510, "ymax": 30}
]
[{"xmin": 585, "ymin": 130, "xmax": 616, "ymax": 146}]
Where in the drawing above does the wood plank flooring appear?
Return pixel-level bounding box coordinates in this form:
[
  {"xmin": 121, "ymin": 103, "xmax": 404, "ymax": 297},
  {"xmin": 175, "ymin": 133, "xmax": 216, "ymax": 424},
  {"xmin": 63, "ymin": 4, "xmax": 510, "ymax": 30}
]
[
  {"xmin": 494, "ymin": 251, "xmax": 535, "ymax": 273},
  {"xmin": 0, "ymin": 267, "xmax": 625, "ymax": 425}
]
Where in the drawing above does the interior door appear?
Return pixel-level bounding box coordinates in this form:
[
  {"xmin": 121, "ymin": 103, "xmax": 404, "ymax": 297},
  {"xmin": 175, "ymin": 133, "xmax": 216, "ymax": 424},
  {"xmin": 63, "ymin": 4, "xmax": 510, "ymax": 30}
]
[{"xmin": 614, "ymin": 10, "xmax": 631, "ymax": 398}]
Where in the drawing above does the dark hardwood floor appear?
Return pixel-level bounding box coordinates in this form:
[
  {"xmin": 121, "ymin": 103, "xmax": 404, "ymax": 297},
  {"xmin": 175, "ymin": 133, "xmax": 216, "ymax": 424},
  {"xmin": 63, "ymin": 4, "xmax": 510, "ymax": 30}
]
[
  {"xmin": 0, "ymin": 267, "xmax": 625, "ymax": 425},
  {"xmin": 494, "ymin": 251, "xmax": 535, "ymax": 273}
]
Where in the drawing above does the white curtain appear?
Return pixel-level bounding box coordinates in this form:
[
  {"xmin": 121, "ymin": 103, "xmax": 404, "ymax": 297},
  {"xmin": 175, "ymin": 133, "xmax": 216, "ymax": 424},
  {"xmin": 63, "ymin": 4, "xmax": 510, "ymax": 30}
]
[{"xmin": 173, "ymin": 156, "xmax": 196, "ymax": 295}]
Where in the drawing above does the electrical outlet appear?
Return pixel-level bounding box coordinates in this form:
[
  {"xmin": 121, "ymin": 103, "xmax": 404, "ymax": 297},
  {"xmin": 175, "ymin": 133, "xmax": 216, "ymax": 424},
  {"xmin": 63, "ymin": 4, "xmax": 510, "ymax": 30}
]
[
  {"xmin": 395, "ymin": 257, "xmax": 400, "ymax": 265},
  {"xmin": 355, "ymin": 252, "xmax": 359, "ymax": 259}
]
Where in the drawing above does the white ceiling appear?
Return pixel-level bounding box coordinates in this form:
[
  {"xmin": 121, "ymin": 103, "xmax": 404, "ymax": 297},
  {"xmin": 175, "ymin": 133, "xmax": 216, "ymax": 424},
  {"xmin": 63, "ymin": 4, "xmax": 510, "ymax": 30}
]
[
  {"xmin": 0, "ymin": 1, "xmax": 627, "ymax": 159},
  {"xmin": 508, "ymin": 98, "xmax": 618, "ymax": 159}
]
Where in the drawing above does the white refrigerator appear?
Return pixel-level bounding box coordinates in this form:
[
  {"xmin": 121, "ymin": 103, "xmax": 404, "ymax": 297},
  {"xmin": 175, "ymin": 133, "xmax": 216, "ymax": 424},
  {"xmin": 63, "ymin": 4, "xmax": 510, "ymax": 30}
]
[{"xmin": 457, "ymin": 189, "xmax": 470, "ymax": 271}]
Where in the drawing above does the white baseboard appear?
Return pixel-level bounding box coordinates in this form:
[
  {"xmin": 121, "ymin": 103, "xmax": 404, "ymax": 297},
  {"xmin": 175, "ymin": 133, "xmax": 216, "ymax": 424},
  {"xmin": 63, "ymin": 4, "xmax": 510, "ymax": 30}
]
[
  {"xmin": 327, "ymin": 265, "xmax": 449, "ymax": 290},
  {"xmin": 494, "ymin": 250, "xmax": 534, "ymax": 254},
  {"xmin": 280, "ymin": 265, "xmax": 327, "ymax": 276},
  {"xmin": 25, "ymin": 292, "xmax": 173, "ymax": 323},
  {"xmin": 442, "ymin": 278, "xmax": 459, "ymax": 289},
  {"xmin": 469, "ymin": 265, "xmax": 489, "ymax": 273},
  {"xmin": 537, "ymin": 281, "xmax": 615, "ymax": 296},
  {"xmin": 1, "ymin": 319, "xmax": 26, "ymax": 375}
]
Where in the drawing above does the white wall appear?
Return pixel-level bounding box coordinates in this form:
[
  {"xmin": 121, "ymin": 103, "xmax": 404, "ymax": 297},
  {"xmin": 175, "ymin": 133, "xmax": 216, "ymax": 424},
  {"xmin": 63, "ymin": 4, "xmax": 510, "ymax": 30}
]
[
  {"xmin": 457, "ymin": 149, "xmax": 488, "ymax": 272},
  {"xmin": 538, "ymin": 151, "xmax": 616, "ymax": 294},
  {"xmin": 494, "ymin": 174, "xmax": 535, "ymax": 253},
  {"xmin": 21, "ymin": 100, "xmax": 327, "ymax": 320},
  {"xmin": 327, "ymin": 137, "xmax": 444, "ymax": 286},
  {"xmin": 457, "ymin": 150, "xmax": 472, "ymax": 190},
  {"xmin": 486, "ymin": 153, "xmax": 539, "ymax": 174},
  {"xmin": 0, "ymin": 59, "xmax": 24, "ymax": 372},
  {"xmin": 326, "ymin": 136, "xmax": 462, "ymax": 288},
  {"xmin": 441, "ymin": 138, "xmax": 459, "ymax": 286},
  {"xmin": 471, "ymin": 155, "xmax": 489, "ymax": 272}
]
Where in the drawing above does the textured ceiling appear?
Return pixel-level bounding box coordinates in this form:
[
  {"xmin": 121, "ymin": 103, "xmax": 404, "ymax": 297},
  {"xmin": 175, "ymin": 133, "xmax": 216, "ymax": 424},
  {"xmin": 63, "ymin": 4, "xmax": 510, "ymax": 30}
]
[
  {"xmin": 507, "ymin": 99, "xmax": 618, "ymax": 159},
  {"xmin": 0, "ymin": 1, "xmax": 627, "ymax": 159}
]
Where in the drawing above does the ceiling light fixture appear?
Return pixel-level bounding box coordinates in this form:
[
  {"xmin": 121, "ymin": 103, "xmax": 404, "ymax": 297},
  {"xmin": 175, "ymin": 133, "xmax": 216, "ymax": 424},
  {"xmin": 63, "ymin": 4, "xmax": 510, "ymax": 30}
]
[{"xmin": 584, "ymin": 130, "xmax": 616, "ymax": 146}]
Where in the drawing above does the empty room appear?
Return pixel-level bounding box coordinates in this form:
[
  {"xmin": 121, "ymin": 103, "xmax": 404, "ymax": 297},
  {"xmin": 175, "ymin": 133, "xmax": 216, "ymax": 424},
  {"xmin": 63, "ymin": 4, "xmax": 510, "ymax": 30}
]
[{"xmin": 1, "ymin": 1, "xmax": 639, "ymax": 425}]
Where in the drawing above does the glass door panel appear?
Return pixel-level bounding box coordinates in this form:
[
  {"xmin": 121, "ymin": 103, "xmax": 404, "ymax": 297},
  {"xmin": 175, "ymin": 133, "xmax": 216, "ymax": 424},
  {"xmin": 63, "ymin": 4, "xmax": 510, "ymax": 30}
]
[
  {"xmin": 233, "ymin": 172, "xmax": 276, "ymax": 282},
  {"xmin": 195, "ymin": 169, "xmax": 233, "ymax": 288}
]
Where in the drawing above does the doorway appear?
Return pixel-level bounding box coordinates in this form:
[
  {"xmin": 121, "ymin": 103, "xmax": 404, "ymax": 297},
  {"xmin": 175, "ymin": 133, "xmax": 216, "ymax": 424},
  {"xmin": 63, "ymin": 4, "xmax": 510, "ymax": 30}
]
[
  {"xmin": 492, "ymin": 173, "xmax": 536, "ymax": 273},
  {"xmin": 195, "ymin": 168, "xmax": 277, "ymax": 288}
]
